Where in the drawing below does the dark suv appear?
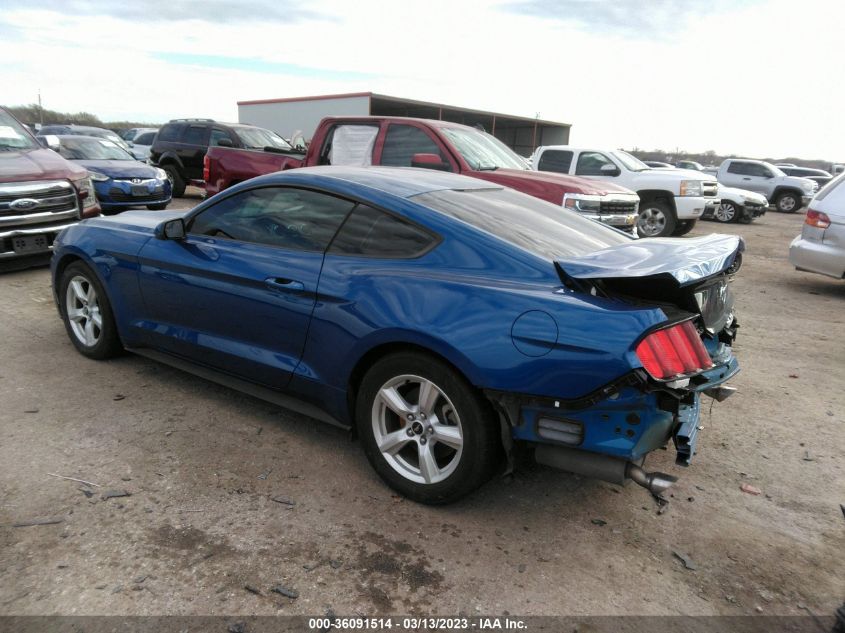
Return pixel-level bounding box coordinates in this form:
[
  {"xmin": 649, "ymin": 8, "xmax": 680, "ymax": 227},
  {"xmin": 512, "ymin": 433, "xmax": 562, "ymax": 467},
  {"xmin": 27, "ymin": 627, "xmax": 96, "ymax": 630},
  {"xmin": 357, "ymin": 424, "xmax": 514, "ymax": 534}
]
[{"xmin": 149, "ymin": 118, "xmax": 291, "ymax": 197}]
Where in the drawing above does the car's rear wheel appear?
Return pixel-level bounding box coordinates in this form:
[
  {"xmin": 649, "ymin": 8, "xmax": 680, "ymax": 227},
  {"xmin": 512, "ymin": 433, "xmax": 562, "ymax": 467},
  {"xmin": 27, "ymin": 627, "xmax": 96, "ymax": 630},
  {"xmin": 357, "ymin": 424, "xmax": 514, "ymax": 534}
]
[
  {"xmin": 714, "ymin": 201, "xmax": 738, "ymax": 223},
  {"xmin": 775, "ymin": 191, "xmax": 800, "ymax": 213},
  {"xmin": 356, "ymin": 352, "xmax": 499, "ymax": 504},
  {"xmin": 162, "ymin": 165, "xmax": 186, "ymax": 198},
  {"xmin": 637, "ymin": 200, "xmax": 677, "ymax": 237},
  {"xmin": 59, "ymin": 262, "xmax": 122, "ymax": 360}
]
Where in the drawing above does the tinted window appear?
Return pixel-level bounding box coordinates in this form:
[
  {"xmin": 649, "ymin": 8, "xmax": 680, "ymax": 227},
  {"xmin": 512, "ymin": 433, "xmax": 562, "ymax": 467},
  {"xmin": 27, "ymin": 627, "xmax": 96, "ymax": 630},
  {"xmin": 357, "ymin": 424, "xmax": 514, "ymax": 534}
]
[
  {"xmin": 575, "ymin": 151, "xmax": 616, "ymax": 176},
  {"xmin": 183, "ymin": 125, "xmax": 208, "ymax": 146},
  {"xmin": 329, "ymin": 204, "xmax": 437, "ymax": 258},
  {"xmin": 134, "ymin": 132, "xmax": 156, "ymax": 145},
  {"xmin": 380, "ymin": 124, "xmax": 448, "ymax": 168},
  {"xmin": 210, "ymin": 128, "xmax": 236, "ymax": 146},
  {"xmin": 727, "ymin": 162, "xmax": 750, "ymax": 175},
  {"xmin": 158, "ymin": 124, "xmax": 183, "ymax": 142},
  {"xmin": 537, "ymin": 149, "xmax": 573, "ymax": 174},
  {"xmin": 413, "ymin": 187, "xmax": 630, "ymax": 260},
  {"xmin": 189, "ymin": 187, "xmax": 355, "ymax": 252},
  {"xmin": 747, "ymin": 163, "xmax": 772, "ymax": 177}
]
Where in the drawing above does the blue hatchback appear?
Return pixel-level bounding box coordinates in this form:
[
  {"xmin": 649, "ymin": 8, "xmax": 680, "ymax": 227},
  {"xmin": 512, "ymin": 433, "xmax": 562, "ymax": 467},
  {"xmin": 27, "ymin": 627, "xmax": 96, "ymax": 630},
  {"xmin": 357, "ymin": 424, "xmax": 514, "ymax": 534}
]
[
  {"xmin": 50, "ymin": 167, "xmax": 741, "ymax": 504},
  {"xmin": 51, "ymin": 135, "xmax": 171, "ymax": 213}
]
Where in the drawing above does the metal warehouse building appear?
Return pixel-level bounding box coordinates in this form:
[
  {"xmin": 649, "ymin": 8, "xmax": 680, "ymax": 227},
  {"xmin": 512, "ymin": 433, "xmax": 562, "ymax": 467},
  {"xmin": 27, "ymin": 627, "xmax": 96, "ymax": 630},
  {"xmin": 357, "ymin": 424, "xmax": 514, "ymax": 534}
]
[{"xmin": 237, "ymin": 92, "xmax": 570, "ymax": 156}]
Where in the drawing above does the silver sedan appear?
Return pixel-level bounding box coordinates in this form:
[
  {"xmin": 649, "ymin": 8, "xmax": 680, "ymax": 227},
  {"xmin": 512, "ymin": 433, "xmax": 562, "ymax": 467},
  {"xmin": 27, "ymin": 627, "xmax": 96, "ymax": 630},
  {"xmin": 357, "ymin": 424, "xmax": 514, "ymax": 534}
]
[{"xmin": 789, "ymin": 174, "xmax": 845, "ymax": 279}]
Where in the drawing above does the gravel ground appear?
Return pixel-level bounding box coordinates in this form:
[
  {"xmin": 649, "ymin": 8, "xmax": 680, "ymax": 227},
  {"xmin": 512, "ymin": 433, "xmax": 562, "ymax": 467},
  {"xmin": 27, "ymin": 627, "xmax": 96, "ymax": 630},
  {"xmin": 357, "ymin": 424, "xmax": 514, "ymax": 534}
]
[{"xmin": 0, "ymin": 200, "xmax": 842, "ymax": 618}]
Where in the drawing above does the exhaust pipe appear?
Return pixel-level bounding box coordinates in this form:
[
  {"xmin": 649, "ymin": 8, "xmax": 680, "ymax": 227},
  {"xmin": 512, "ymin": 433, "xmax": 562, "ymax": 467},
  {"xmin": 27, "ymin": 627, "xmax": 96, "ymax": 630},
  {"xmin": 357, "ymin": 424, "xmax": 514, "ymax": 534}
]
[{"xmin": 535, "ymin": 444, "xmax": 677, "ymax": 495}]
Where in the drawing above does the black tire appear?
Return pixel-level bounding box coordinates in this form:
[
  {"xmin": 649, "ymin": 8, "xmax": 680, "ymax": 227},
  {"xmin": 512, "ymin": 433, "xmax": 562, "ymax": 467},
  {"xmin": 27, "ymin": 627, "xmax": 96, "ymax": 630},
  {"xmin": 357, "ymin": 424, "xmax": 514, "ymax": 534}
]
[
  {"xmin": 714, "ymin": 201, "xmax": 739, "ymax": 223},
  {"xmin": 673, "ymin": 219, "xmax": 697, "ymax": 236},
  {"xmin": 147, "ymin": 203, "xmax": 169, "ymax": 211},
  {"xmin": 356, "ymin": 352, "xmax": 500, "ymax": 504},
  {"xmin": 162, "ymin": 165, "xmax": 186, "ymax": 198},
  {"xmin": 775, "ymin": 191, "xmax": 800, "ymax": 213},
  {"xmin": 59, "ymin": 261, "xmax": 123, "ymax": 360},
  {"xmin": 637, "ymin": 199, "xmax": 677, "ymax": 238}
]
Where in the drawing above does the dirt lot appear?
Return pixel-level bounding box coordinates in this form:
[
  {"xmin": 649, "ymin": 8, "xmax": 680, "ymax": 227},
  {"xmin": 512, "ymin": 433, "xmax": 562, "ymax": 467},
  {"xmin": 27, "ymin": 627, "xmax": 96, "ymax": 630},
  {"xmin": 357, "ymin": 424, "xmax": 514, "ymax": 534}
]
[{"xmin": 0, "ymin": 199, "xmax": 843, "ymax": 618}]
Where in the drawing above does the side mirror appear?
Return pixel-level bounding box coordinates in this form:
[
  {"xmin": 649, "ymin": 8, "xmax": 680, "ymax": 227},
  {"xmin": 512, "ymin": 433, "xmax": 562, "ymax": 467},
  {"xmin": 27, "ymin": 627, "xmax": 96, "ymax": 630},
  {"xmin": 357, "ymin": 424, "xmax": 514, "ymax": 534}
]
[
  {"xmin": 39, "ymin": 135, "xmax": 61, "ymax": 150},
  {"xmin": 127, "ymin": 141, "xmax": 135, "ymax": 148},
  {"xmin": 217, "ymin": 138, "xmax": 233, "ymax": 147},
  {"xmin": 600, "ymin": 163, "xmax": 621, "ymax": 176},
  {"xmin": 155, "ymin": 218, "xmax": 186, "ymax": 240},
  {"xmin": 411, "ymin": 153, "xmax": 449, "ymax": 171}
]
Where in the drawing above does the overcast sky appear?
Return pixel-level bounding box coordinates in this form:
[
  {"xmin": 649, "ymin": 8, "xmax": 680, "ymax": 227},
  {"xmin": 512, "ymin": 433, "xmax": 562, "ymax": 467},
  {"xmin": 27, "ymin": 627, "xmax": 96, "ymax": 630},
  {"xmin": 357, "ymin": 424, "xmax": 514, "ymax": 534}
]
[{"xmin": 1, "ymin": 0, "xmax": 842, "ymax": 160}]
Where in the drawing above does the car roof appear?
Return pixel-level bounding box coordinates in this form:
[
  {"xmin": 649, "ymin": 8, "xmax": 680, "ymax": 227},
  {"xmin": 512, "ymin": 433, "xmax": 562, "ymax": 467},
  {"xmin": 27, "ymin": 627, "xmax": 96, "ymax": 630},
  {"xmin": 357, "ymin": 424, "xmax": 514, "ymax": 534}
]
[{"xmin": 253, "ymin": 166, "xmax": 502, "ymax": 199}]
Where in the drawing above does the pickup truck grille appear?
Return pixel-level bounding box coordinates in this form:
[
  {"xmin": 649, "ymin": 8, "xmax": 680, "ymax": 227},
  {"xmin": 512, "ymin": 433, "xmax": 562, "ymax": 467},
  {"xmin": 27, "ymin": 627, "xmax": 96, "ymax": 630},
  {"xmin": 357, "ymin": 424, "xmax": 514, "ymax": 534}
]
[
  {"xmin": 0, "ymin": 180, "xmax": 79, "ymax": 221},
  {"xmin": 702, "ymin": 181, "xmax": 718, "ymax": 198},
  {"xmin": 600, "ymin": 199, "xmax": 638, "ymax": 214}
]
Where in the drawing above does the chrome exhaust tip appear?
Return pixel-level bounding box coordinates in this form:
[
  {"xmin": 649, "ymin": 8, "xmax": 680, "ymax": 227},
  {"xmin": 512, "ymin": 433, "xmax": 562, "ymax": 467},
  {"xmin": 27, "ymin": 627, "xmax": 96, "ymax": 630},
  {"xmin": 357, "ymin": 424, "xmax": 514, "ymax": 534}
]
[
  {"xmin": 703, "ymin": 384, "xmax": 737, "ymax": 402},
  {"xmin": 626, "ymin": 463, "xmax": 678, "ymax": 495}
]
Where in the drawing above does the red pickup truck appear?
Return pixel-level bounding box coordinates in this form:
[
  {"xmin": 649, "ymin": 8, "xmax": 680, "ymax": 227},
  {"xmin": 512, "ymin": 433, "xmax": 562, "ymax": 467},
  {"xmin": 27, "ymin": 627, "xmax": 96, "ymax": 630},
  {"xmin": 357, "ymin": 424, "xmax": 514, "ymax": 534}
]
[
  {"xmin": 0, "ymin": 106, "xmax": 100, "ymax": 263},
  {"xmin": 204, "ymin": 116, "xmax": 640, "ymax": 230}
]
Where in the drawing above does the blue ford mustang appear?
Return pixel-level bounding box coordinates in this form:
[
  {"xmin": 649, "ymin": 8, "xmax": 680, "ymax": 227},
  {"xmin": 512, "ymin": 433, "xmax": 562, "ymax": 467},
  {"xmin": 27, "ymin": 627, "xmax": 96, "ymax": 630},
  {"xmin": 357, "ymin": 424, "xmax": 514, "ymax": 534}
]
[
  {"xmin": 50, "ymin": 135, "xmax": 171, "ymax": 213},
  {"xmin": 50, "ymin": 167, "xmax": 741, "ymax": 504}
]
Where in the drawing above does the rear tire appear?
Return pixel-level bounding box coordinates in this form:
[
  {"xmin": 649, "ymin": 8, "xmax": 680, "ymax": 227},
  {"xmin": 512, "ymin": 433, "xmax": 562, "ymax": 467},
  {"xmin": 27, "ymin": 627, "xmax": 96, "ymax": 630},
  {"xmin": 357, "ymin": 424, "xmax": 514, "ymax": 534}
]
[
  {"xmin": 775, "ymin": 191, "xmax": 800, "ymax": 213},
  {"xmin": 356, "ymin": 352, "xmax": 500, "ymax": 504},
  {"xmin": 637, "ymin": 200, "xmax": 677, "ymax": 238},
  {"xmin": 59, "ymin": 261, "xmax": 122, "ymax": 360},
  {"xmin": 162, "ymin": 165, "xmax": 186, "ymax": 198}
]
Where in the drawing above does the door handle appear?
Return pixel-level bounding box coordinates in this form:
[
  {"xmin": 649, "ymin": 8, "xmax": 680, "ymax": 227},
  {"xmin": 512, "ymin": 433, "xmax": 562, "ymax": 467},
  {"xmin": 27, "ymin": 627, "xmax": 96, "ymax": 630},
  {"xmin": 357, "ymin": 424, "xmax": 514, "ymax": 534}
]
[
  {"xmin": 265, "ymin": 277, "xmax": 305, "ymax": 292},
  {"xmin": 742, "ymin": 177, "xmax": 751, "ymax": 180}
]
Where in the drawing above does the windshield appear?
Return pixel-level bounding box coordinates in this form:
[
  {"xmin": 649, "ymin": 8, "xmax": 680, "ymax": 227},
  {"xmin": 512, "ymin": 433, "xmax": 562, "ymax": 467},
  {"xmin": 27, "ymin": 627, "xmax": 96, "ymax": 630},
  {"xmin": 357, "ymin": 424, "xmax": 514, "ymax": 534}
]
[
  {"xmin": 57, "ymin": 137, "xmax": 135, "ymax": 161},
  {"xmin": 413, "ymin": 187, "xmax": 630, "ymax": 260},
  {"xmin": 440, "ymin": 127, "xmax": 528, "ymax": 171},
  {"xmin": 612, "ymin": 150, "xmax": 650, "ymax": 172},
  {"xmin": 0, "ymin": 109, "xmax": 39, "ymax": 151},
  {"xmin": 235, "ymin": 127, "xmax": 293, "ymax": 151}
]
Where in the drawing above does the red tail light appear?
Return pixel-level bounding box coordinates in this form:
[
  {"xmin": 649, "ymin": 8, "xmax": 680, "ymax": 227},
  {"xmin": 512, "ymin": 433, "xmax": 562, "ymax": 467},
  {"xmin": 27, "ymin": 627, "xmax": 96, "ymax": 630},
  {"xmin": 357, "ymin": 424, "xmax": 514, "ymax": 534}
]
[
  {"xmin": 203, "ymin": 155, "xmax": 210, "ymax": 182},
  {"xmin": 635, "ymin": 320, "xmax": 713, "ymax": 380},
  {"xmin": 805, "ymin": 208, "xmax": 830, "ymax": 229}
]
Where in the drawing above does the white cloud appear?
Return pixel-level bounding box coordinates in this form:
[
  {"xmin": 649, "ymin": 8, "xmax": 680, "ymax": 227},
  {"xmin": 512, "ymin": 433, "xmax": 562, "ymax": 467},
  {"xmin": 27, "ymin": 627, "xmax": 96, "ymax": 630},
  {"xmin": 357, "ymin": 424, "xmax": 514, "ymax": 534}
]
[{"xmin": 1, "ymin": 0, "xmax": 843, "ymax": 160}]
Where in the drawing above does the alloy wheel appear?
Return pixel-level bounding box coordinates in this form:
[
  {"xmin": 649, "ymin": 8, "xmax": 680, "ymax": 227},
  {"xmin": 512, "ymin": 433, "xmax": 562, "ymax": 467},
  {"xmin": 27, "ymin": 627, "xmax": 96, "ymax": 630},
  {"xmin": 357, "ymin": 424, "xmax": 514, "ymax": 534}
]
[
  {"xmin": 65, "ymin": 275, "xmax": 102, "ymax": 347},
  {"xmin": 638, "ymin": 207, "xmax": 666, "ymax": 237},
  {"xmin": 715, "ymin": 202, "xmax": 736, "ymax": 222},
  {"xmin": 371, "ymin": 374, "xmax": 463, "ymax": 485}
]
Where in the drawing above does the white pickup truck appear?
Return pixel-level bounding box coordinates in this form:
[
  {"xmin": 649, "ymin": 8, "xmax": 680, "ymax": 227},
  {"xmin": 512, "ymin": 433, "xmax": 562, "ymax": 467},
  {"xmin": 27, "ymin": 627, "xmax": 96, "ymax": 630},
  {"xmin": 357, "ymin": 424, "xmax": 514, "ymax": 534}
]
[{"xmin": 530, "ymin": 146, "xmax": 719, "ymax": 237}]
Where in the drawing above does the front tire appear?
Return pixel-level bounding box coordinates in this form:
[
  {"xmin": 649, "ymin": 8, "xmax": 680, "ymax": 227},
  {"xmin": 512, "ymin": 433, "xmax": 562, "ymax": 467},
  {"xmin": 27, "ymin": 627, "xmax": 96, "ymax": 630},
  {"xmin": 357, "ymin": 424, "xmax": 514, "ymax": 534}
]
[
  {"xmin": 356, "ymin": 352, "xmax": 500, "ymax": 504},
  {"xmin": 637, "ymin": 200, "xmax": 677, "ymax": 237},
  {"xmin": 162, "ymin": 165, "xmax": 186, "ymax": 198},
  {"xmin": 714, "ymin": 201, "xmax": 739, "ymax": 223},
  {"xmin": 673, "ymin": 219, "xmax": 697, "ymax": 236},
  {"xmin": 59, "ymin": 262, "xmax": 122, "ymax": 360},
  {"xmin": 775, "ymin": 191, "xmax": 800, "ymax": 213}
]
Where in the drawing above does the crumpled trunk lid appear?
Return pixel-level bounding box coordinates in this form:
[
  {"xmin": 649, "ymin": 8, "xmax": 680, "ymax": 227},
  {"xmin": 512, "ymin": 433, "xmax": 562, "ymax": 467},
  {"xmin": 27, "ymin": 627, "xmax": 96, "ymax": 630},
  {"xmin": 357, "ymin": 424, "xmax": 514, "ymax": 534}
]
[{"xmin": 555, "ymin": 234, "xmax": 744, "ymax": 287}]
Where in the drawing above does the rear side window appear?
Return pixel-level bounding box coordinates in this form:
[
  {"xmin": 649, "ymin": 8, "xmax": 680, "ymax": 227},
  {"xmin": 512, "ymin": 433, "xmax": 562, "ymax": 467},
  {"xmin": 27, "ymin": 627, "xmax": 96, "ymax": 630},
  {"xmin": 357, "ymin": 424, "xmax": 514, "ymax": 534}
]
[
  {"xmin": 134, "ymin": 132, "xmax": 156, "ymax": 145},
  {"xmin": 324, "ymin": 124, "xmax": 379, "ymax": 166},
  {"xmin": 726, "ymin": 162, "xmax": 749, "ymax": 175},
  {"xmin": 329, "ymin": 204, "xmax": 437, "ymax": 258},
  {"xmin": 380, "ymin": 124, "xmax": 448, "ymax": 168},
  {"xmin": 182, "ymin": 125, "xmax": 208, "ymax": 146},
  {"xmin": 157, "ymin": 124, "xmax": 183, "ymax": 142},
  {"xmin": 537, "ymin": 149, "xmax": 573, "ymax": 174}
]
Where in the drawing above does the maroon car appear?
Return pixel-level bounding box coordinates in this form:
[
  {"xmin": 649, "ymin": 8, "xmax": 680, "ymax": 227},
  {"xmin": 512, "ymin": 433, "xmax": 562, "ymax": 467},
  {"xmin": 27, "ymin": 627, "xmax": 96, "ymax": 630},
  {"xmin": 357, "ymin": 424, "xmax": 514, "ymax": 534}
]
[{"xmin": 0, "ymin": 107, "xmax": 100, "ymax": 262}]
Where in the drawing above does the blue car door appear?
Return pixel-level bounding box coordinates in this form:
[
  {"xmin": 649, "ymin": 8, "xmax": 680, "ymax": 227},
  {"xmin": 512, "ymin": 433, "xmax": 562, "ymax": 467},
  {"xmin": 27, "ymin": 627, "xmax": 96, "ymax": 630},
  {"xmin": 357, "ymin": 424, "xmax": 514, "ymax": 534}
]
[{"xmin": 135, "ymin": 186, "xmax": 355, "ymax": 388}]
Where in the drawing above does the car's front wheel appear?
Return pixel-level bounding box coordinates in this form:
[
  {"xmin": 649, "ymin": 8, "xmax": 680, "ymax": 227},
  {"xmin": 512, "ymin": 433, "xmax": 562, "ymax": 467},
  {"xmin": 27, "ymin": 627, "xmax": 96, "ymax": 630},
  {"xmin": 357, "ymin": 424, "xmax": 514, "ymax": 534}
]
[
  {"xmin": 59, "ymin": 261, "xmax": 122, "ymax": 360},
  {"xmin": 637, "ymin": 200, "xmax": 677, "ymax": 237},
  {"xmin": 673, "ymin": 219, "xmax": 697, "ymax": 236},
  {"xmin": 775, "ymin": 191, "xmax": 800, "ymax": 213},
  {"xmin": 162, "ymin": 165, "xmax": 186, "ymax": 198},
  {"xmin": 356, "ymin": 352, "xmax": 500, "ymax": 504},
  {"xmin": 714, "ymin": 201, "xmax": 738, "ymax": 223}
]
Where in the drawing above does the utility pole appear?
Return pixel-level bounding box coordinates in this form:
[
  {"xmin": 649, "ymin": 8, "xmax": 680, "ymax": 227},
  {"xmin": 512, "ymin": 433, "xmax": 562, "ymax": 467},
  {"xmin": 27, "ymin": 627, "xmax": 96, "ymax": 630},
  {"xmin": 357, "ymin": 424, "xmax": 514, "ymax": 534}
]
[{"xmin": 38, "ymin": 89, "xmax": 43, "ymax": 125}]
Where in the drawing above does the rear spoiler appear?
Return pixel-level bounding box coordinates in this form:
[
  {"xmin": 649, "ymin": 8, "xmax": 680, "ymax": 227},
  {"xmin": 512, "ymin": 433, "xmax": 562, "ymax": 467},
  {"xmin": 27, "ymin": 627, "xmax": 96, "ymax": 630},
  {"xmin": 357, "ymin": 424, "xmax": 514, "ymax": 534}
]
[{"xmin": 556, "ymin": 234, "xmax": 744, "ymax": 287}]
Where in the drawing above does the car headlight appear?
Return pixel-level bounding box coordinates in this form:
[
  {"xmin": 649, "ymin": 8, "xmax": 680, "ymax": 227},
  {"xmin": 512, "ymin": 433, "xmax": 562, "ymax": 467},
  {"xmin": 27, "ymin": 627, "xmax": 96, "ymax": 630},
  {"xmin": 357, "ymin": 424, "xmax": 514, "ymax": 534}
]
[
  {"xmin": 88, "ymin": 171, "xmax": 109, "ymax": 182},
  {"xmin": 563, "ymin": 193, "xmax": 601, "ymax": 213},
  {"xmin": 679, "ymin": 180, "xmax": 702, "ymax": 196},
  {"xmin": 73, "ymin": 176, "xmax": 99, "ymax": 209},
  {"xmin": 155, "ymin": 168, "xmax": 167, "ymax": 180},
  {"xmin": 802, "ymin": 181, "xmax": 815, "ymax": 192}
]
